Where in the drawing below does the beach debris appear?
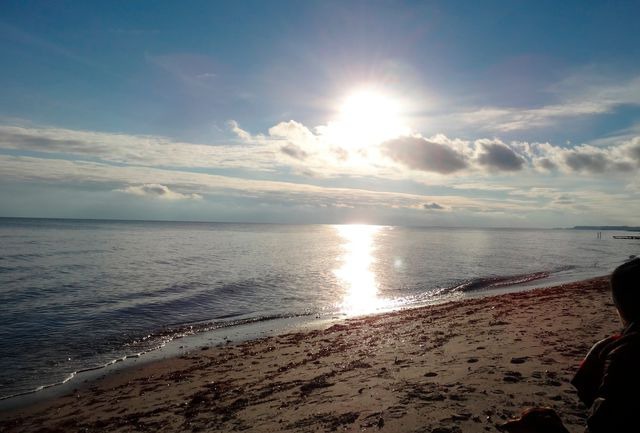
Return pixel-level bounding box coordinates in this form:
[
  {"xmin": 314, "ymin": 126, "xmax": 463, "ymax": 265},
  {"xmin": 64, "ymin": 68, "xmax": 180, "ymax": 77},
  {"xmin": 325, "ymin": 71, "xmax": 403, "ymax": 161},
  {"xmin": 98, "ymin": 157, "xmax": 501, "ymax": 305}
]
[
  {"xmin": 424, "ymin": 371, "xmax": 438, "ymax": 377},
  {"xmin": 503, "ymin": 371, "xmax": 523, "ymax": 383},
  {"xmin": 360, "ymin": 412, "xmax": 385, "ymax": 429},
  {"xmin": 340, "ymin": 359, "xmax": 371, "ymax": 371},
  {"xmin": 431, "ymin": 426, "xmax": 462, "ymax": 433},
  {"xmin": 403, "ymin": 382, "xmax": 446, "ymax": 402},
  {"xmin": 449, "ymin": 412, "xmax": 472, "ymax": 421},
  {"xmin": 286, "ymin": 411, "xmax": 359, "ymax": 431},
  {"xmin": 489, "ymin": 320, "xmax": 510, "ymax": 326},
  {"xmin": 299, "ymin": 373, "xmax": 334, "ymax": 396}
]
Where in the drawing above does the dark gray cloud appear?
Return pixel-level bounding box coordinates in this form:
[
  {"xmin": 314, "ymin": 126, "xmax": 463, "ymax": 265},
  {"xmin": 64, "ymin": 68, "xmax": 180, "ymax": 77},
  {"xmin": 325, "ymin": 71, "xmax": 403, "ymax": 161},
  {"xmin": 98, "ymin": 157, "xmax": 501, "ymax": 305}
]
[
  {"xmin": 280, "ymin": 144, "xmax": 308, "ymax": 160},
  {"xmin": 564, "ymin": 152, "xmax": 608, "ymax": 173},
  {"xmin": 629, "ymin": 143, "xmax": 640, "ymax": 162},
  {"xmin": 423, "ymin": 202, "xmax": 445, "ymax": 210},
  {"xmin": 536, "ymin": 158, "xmax": 557, "ymax": 171},
  {"xmin": 141, "ymin": 184, "xmax": 168, "ymax": 195},
  {"xmin": 476, "ymin": 142, "xmax": 525, "ymax": 171},
  {"xmin": 612, "ymin": 161, "xmax": 636, "ymax": 172},
  {"xmin": 383, "ymin": 137, "xmax": 467, "ymax": 174},
  {"xmin": 0, "ymin": 130, "xmax": 97, "ymax": 155}
]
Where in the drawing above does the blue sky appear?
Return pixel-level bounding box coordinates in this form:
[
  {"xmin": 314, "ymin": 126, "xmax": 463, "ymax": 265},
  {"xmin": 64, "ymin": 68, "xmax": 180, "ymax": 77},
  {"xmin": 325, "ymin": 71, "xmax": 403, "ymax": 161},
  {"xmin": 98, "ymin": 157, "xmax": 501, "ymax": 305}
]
[{"xmin": 1, "ymin": 1, "xmax": 639, "ymax": 226}]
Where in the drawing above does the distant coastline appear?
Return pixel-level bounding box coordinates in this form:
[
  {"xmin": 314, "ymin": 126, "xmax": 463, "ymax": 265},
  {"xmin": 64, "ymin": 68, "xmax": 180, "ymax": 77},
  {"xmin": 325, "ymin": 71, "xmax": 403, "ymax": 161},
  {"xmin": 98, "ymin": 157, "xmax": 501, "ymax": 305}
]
[
  {"xmin": 3, "ymin": 216, "xmax": 639, "ymax": 232},
  {"xmin": 572, "ymin": 225, "xmax": 640, "ymax": 231}
]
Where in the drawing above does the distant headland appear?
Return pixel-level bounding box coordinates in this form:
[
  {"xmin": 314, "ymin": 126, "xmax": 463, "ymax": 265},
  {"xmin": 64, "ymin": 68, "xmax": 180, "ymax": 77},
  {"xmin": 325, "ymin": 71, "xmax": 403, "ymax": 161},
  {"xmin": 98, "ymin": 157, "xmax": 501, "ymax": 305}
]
[{"xmin": 572, "ymin": 226, "xmax": 640, "ymax": 231}]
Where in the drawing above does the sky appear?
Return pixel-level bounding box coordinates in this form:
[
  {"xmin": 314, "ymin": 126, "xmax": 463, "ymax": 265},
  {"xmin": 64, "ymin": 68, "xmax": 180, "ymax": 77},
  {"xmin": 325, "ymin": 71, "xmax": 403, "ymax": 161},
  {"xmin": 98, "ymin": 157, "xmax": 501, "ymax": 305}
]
[{"xmin": 0, "ymin": 0, "xmax": 639, "ymax": 227}]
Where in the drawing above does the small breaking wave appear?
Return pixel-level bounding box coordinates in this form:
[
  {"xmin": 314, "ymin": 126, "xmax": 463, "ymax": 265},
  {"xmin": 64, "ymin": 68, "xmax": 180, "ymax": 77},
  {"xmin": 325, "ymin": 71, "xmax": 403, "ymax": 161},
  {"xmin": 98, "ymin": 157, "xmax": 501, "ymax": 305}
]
[
  {"xmin": 0, "ymin": 311, "xmax": 316, "ymax": 402},
  {"xmin": 445, "ymin": 265, "xmax": 577, "ymax": 294},
  {"xmin": 0, "ymin": 352, "xmax": 146, "ymax": 402},
  {"xmin": 140, "ymin": 311, "xmax": 315, "ymax": 344},
  {"xmin": 452, "ymin": 271, "xmax": 550, "ymax": 292}
]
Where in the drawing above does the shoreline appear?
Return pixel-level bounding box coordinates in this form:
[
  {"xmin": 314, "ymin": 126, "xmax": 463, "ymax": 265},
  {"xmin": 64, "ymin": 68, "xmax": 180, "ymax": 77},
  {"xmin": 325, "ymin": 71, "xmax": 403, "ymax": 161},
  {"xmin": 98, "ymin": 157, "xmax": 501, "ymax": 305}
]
[
  {"xmin": 0, "ymin": 276, "xmax": 619, "ymax": 432},
  {"xmin": 0, "ymin": 267, "xmax": 601, "ymax": 406}
]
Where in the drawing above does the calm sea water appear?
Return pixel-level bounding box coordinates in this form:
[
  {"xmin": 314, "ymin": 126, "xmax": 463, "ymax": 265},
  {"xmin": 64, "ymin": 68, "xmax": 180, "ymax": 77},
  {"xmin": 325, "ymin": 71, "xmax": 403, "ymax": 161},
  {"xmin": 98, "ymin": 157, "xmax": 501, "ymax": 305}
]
[{"xmin": 0, "ymin": 218, "xmax": 638, "ymax": 400}]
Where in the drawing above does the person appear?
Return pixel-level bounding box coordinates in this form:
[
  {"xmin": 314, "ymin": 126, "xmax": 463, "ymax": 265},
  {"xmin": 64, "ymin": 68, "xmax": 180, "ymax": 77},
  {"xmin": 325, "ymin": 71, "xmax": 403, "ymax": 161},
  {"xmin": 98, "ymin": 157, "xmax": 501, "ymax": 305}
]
[
  {"xmin": 501, "ymin": 258, "xmax": 640, "ymax": 433},
  {"xmin": 571, "ymin": 257, "xmax": 640, "ymax": 432}
]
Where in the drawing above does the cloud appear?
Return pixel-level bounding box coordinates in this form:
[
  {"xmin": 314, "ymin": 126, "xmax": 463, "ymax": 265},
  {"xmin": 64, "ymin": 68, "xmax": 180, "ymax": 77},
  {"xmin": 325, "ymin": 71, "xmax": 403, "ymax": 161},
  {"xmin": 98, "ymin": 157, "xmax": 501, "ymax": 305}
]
[
  {"xmin": 3, "ymin": 153, "xmax": 640, "ymax": 226},
  {"xmin": 564, "ymin": 151, "xmax": 609, "ymax": 173},
  {"xmin": 0, "ymin": 124, "xmax": 278, "ymax": 171},
  {"xmin": 268, "ymin": 120, "xmax": 316, "ymax": 143},
  {"xmin": 1, "ymin": 121, "xmax": 638, "ymax": 185},
  {"xmin": 0, "ymin": 155, "xmax": 546, "ymax": 215},
  {"xmin": 626, "ymin": 137, "xmax": 640, "ymax": 162},
  {"xmin": 553, "ymin": 194, "xmax": 575, "ymax": 205},
  {"xmin": 423, "ymin": 202, "xmax": 445, "ymax": 210},
  {"xmin": 535, "ymin": 157, "xmax": 558, "ymax": 171},
  {"xmin": 116, "ymin": 184, "xmax": 202, "ymax": 200},
  {"xmin": 280, "ymin": 143, "xmax": 308, "ymax": 160},
  {"xmin": 476, "ymin": 140, "xmax": 525, "ymax": 171},
  {"xmin": 453, "ymin": 74, "xmax": 640, "ymax": 132},
  {"xmin": 228, "ymin": 120, "xmax": 252, "ymax": 141},
  {"xmin": 382, "ymin": 136, "xmax": 467, "ymax": 174},
  {"xmin": 529, "ymin": 140, "xmax": 640, "ymax": 174}
]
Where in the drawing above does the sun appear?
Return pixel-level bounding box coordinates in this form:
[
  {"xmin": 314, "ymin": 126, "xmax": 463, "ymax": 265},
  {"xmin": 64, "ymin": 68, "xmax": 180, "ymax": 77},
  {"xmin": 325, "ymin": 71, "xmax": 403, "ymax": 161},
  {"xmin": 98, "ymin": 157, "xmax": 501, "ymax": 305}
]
[{"xmin": 325, "ymin": 86, "xmax": 408, "ymax": 150}]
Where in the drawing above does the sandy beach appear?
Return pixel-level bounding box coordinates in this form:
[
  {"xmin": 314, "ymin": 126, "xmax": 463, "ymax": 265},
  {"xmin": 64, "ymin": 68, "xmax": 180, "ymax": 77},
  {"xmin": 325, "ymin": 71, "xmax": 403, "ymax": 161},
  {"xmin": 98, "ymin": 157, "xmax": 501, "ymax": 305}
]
[{"xmin": 0, "ymin": 276, "xmax": 619, "ymax": 433}]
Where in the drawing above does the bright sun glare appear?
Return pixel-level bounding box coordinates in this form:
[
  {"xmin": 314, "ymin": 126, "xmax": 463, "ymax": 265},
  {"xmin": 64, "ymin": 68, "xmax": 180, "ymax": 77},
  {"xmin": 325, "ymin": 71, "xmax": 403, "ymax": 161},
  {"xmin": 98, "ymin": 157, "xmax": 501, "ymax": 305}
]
[{"xmin": 328, "ymin": 87, "xmax": 408, "ymax": 150}]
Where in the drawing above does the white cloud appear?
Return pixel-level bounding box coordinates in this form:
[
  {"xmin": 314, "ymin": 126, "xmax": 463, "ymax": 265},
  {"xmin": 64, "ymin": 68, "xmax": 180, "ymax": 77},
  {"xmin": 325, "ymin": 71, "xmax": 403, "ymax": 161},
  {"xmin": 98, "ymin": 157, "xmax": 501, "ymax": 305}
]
[
  {"xmin": 456, "ymin": 102, "xmax": 609, "ymax": 132},
  {"xmin": 0, "ymin": 155, "xmax": 552, "ymax": 215},
  {"xmin": 228, "ymin": 120, "xmax": 252, "ymax": 141},
  {"xmin": 115, "ymin": 184, "xmax": 202, "ymax": 200},
  {"xmin": 0, "ymin": 124, "xmax": 278, "ymax": 171},
  {"xmin": 450, "ymin": 74, "xmax": 640, "ymax": 132},
  {"xmin": 2, "ymin": 118, "xmax": 639, "ymax": 185}
]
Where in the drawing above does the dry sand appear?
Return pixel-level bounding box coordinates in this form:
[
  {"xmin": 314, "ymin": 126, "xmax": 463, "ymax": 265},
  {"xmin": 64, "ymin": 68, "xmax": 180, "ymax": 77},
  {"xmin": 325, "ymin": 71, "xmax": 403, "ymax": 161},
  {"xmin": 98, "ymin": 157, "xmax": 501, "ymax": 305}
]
[{"xmin": 0, "ymin": 276, "xmax": 619, "ymax": 433}]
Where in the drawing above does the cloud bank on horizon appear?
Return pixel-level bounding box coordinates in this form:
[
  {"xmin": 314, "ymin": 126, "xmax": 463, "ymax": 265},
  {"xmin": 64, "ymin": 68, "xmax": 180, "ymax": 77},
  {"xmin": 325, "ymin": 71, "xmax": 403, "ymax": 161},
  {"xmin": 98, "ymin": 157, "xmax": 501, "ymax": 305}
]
[{"xmin": 0, "ymin": 1, "xmax": 639, "ymax": 227}]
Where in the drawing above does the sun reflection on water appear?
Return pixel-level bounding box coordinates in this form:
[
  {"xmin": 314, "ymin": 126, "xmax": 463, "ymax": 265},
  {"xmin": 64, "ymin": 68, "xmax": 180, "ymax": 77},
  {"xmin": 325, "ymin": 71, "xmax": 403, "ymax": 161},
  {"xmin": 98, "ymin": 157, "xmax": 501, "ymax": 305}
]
[{"xmin": 333, "ymin": 224, "xmax": 385, "ymax": 316}]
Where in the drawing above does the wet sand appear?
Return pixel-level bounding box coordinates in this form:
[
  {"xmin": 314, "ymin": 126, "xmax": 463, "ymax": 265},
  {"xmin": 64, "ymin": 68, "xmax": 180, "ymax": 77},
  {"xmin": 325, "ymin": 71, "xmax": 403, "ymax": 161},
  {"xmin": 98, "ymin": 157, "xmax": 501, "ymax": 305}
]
[{"xmin": 0, "ymin": 276, "xmax": 618, "ymax": 433}]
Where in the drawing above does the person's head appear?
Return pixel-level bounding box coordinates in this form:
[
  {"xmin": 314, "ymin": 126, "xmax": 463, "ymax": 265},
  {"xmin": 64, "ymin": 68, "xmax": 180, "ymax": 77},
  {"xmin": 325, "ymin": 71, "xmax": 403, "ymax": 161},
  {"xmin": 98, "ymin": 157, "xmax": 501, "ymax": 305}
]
[{"xmin": 611, "ymin": 258, "xmax": 640, "ymax": 325}]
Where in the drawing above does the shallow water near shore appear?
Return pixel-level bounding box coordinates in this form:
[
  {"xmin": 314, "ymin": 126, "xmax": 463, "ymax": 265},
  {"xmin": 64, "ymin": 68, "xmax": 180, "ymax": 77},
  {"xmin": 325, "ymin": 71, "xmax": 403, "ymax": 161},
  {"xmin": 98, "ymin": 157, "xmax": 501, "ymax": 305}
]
[{"xmin": 0, "ymin": 217, "xmax": 637, "ymax": 401}]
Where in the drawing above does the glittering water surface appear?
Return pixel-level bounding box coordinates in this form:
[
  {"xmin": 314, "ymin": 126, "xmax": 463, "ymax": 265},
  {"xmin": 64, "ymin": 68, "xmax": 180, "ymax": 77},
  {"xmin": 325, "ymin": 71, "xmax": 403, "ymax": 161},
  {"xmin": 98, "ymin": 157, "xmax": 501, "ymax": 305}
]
[{"xmin": 0, "ymin": 218, "xmax": 637, "ymax": 399}]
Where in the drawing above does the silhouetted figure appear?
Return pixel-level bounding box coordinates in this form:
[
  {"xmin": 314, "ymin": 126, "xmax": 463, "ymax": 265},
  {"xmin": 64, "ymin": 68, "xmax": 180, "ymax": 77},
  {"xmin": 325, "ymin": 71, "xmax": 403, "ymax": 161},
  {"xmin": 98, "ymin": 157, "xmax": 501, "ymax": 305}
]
[
  {"xmin": 503, "ymin": 258, "xmax": 640, "ymax": 433},
  {"xmin": 571, "ymin": 257, "xmax": 640, "ymax": 433}
]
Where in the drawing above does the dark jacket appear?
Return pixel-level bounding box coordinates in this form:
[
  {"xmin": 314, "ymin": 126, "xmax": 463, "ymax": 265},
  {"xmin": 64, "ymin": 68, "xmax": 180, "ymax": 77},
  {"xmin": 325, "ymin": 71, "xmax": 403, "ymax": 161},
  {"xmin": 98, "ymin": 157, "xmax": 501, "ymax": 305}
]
[{"xmin": 571, "ymin": 321, "xmax": 640, "ymax": 433}]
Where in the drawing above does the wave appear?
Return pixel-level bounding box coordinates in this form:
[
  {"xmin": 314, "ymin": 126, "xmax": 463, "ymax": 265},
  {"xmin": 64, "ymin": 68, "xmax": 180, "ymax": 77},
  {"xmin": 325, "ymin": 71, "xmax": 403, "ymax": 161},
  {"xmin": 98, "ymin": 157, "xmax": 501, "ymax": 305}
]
[
  {"xmin": 0, "ymin": 352, "xmax": 147, "ymax": 402},
  {"xmin": 452, "ymin": 271, "xmax": 549, "ymax": 292},
  {"xmin": 448, "ymin": 265, "xmax": 576, "ymax": 293},
  {"xmin": 148, "ymin": 311, "xmax": 315, "ymax": 342},
  {"xmin": 0, "ymin": 311, "xmax": 315, "ymax": 402}
]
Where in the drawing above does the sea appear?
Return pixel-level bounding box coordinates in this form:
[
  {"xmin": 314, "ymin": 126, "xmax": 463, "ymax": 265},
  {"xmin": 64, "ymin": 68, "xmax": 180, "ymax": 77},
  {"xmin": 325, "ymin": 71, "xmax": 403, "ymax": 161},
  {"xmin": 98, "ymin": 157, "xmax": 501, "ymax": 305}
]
[{"xmin": 0, "ymin": 217, "xmax": 638, "ymax": 403}]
